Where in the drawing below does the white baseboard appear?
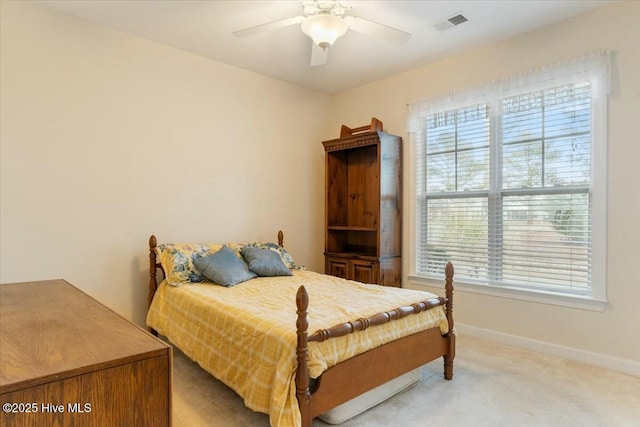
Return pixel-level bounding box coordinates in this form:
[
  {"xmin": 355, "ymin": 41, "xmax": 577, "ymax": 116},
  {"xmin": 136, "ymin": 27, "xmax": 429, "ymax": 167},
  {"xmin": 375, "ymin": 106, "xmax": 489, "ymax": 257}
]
[{"xmin": 456, "ymin": 322, "xmax": 640, "ymax": 378}]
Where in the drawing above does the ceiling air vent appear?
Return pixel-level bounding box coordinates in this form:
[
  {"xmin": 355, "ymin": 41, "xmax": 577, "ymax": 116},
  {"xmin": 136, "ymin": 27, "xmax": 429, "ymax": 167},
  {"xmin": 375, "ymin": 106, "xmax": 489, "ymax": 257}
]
[{"xmin": 434, "ymin": 13, "xmax": 469, "ymax": 31}]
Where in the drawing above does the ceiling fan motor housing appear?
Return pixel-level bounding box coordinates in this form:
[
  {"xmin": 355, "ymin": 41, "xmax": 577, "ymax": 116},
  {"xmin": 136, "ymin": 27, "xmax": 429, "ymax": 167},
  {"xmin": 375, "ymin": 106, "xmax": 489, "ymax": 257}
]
[{"xmin": 301, "ymin": 13, "xmax": 349, "ymax": 48}]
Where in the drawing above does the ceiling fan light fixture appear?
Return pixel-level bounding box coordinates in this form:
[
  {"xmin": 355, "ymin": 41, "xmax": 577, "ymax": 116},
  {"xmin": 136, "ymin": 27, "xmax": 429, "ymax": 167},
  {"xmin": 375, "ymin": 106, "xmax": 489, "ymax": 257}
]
[{"xmin": 301, "ymin": 14, "xmax": 348, "ymax": 49}]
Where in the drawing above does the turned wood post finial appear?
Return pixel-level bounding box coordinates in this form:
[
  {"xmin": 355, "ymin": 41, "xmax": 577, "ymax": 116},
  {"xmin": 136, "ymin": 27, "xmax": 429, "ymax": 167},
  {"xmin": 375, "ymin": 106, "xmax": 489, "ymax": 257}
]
[
  {"xmin": 278, "ymin": 230, "xmax": 284, "ymax": 247},
  {"xmin": 445, "ymin": 261, "xmax": 454, "ymax": 280},
  {"xmin": 296, "ymin": 286, "xmax": 309, "ymax": 323}
]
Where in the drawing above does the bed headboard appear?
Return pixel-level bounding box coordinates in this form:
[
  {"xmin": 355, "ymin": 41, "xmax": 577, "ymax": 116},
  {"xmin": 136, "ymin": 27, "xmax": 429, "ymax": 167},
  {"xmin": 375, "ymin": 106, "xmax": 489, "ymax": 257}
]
[{"xmin": 147, "ymin": 230, "xmax": 286, "ymax": 310}]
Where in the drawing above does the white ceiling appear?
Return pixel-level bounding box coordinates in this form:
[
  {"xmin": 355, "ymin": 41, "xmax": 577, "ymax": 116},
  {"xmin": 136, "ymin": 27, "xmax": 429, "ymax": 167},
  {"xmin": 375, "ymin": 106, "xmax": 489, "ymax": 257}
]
[{"xmin": 36, "ymin": 0, "xmax": 612, "ymax": 95}]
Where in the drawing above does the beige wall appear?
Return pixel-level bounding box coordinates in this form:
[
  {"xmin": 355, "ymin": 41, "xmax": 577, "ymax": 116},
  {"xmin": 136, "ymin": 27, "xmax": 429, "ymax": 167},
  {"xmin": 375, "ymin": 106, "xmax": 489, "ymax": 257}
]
[
  {"xmin": 329, "ymin": 1, "xmax": 640, "ymax": 366},
  {"xmin": 0, "ymin": 1, "xmax": 330, "ymax": 326}
]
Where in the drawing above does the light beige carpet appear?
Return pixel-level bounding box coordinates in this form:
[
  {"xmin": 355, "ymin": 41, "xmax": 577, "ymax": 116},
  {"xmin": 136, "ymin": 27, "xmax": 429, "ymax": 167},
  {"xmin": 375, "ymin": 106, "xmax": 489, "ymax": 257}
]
[{"xmin": 171, "ymin": 335, "xmax": 640, "ymax": 427}]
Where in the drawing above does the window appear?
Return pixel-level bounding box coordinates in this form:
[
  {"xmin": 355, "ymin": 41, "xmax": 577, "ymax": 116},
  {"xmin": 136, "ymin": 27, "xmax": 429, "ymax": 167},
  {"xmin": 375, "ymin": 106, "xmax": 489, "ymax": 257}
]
[{"xmin": 408, "ymin": 53, "xmax": 609, "ymax": 308}]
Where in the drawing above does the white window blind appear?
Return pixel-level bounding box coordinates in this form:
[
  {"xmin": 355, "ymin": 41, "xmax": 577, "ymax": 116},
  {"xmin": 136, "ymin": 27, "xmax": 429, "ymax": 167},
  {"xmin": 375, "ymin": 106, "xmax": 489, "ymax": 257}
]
[{"xmin": 410, "ymin": 53, "xmax": 609, "ymax": 300}]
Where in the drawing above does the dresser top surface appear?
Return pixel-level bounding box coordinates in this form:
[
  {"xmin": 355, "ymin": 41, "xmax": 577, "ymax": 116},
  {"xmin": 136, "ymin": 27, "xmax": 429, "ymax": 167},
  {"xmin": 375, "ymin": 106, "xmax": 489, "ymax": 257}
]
[{"xmin": 0, "ymin": 279, "xmax": 169, "ymax": 391}]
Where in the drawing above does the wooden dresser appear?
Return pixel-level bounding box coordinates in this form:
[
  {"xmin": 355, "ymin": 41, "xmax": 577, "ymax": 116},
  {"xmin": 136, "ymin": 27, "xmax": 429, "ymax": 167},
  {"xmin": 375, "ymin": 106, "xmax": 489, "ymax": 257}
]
[{"xmin": 0, "ymin": 280, "xmax": 171, "ymax": 427}]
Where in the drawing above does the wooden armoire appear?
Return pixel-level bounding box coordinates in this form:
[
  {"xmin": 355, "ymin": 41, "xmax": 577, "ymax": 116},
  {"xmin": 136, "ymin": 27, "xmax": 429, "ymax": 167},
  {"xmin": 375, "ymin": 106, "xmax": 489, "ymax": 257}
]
[{"xmin": 323, "ymin": 118, "xmax": 402, "ymax": 287}]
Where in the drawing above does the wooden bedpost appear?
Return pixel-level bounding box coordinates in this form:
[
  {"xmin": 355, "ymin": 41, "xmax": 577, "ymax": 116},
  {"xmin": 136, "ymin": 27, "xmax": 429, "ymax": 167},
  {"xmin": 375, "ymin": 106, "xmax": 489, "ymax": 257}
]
[
  {"xmin": 148, "ymin": 235, "xmax": 159, "ymax": 336},
  {"xmin": 444, "ymin": 261, "xmax": 455, "ymax": 380},
  {"xmin": 278, "ymin": 230, "xmax": 284, "ymax": 247},
  {"xmin": 296, "ymin": 286, "xmax": 312, "ymax": 427}
]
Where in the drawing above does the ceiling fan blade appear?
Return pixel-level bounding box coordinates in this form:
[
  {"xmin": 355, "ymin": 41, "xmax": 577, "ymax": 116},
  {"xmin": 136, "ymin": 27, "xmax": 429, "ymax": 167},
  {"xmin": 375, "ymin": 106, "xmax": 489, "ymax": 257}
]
[
  {"xmin": 310, "ymin": 42, "xmax": 328, "ymax": 66},
  {"xmin": 345, "ymin": 16, "xmax": 411, "ymax": 45},
  {"xmin": 233, "ymin": 16, "xmax": 303, "ymax": 38}
]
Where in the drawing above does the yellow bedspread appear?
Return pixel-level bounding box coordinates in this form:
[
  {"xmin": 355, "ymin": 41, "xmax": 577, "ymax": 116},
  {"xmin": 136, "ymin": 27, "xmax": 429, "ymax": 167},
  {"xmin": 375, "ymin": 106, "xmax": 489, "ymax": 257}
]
[{"xmin": 147, "ymin": 270, "xmax": 449, "ymax": 427}]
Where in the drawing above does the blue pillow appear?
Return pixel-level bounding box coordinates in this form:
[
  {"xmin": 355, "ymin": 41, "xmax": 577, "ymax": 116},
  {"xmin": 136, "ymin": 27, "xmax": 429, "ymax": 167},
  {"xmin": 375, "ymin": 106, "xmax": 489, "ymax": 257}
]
[
  {"xmin": 243, "ymin": 242, "xmax": 299, "ymax": 269},
  {"xmin": 241, "ymin": 246, "xmax": 292, "ymax": 277},
  {"xmin": 193, "ymin": 246, "xmax": 256, "ymax": 287}
]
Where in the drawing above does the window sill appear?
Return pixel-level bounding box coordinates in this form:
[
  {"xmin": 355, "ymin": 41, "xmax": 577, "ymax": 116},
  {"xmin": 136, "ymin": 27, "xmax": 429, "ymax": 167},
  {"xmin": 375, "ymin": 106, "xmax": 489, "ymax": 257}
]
[{"xmin": 407, "ymin": 275, "xmax": 607, "ymax": 312}]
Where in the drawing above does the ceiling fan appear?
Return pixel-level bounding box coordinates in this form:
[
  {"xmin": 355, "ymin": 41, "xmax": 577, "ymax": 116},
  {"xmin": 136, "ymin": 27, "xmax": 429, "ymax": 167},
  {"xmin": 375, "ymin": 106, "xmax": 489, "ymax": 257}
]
[{"xmin": 232, "ymin": 0, "xmax": 411, "ymax": 66}]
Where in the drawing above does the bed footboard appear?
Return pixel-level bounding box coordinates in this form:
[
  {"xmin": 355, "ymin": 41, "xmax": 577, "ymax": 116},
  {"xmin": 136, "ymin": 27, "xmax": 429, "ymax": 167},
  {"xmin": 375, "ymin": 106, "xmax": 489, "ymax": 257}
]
[{"xmin": 295, "ymin": 261, "xmax": 455, "ymax": 427}]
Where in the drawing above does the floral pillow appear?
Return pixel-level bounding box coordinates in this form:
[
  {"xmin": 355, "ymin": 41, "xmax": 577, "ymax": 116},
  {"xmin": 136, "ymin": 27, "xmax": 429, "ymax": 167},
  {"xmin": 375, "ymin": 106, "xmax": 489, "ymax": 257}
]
[{"xmin": 156, "ymin": 242, "xmax": 231, "ymax": 286}]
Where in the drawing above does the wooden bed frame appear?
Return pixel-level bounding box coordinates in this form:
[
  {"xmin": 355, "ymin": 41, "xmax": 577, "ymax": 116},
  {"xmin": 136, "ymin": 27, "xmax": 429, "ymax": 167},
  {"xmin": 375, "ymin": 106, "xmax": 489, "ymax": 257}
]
[{"xmin": 147, "ymin": 231, "xmax": 455, "ymax": 427}]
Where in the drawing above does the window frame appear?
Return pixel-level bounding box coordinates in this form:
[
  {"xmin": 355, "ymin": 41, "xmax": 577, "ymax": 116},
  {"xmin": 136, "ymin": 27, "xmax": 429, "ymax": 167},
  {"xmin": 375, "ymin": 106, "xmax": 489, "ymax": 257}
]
[{"xmin": 406, "ymin": 54, "xmax": 609, "ymax": 311}]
